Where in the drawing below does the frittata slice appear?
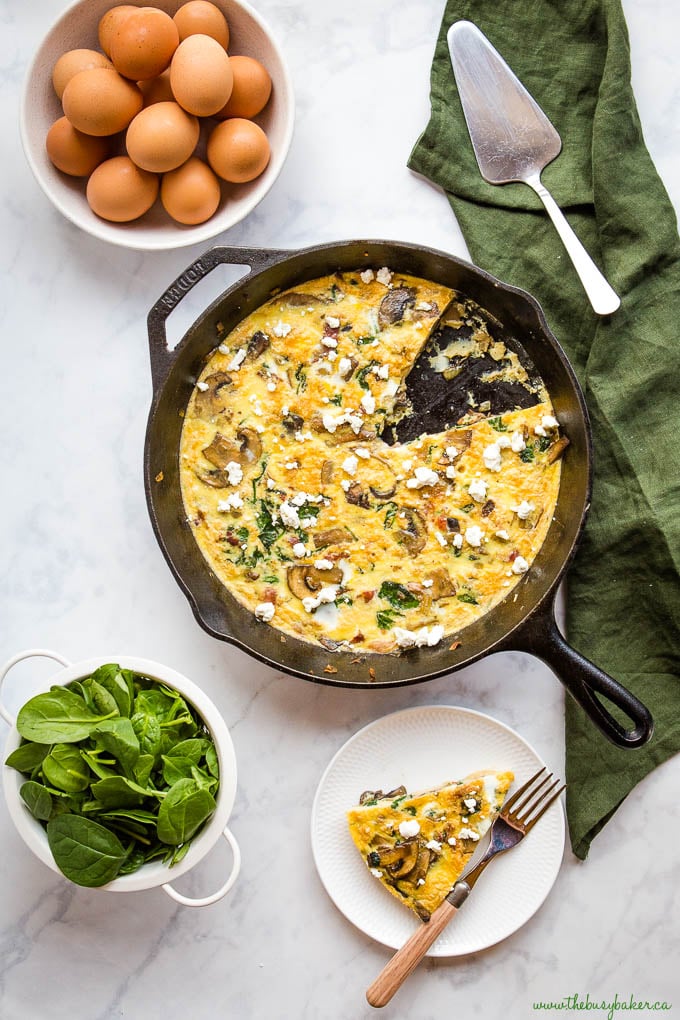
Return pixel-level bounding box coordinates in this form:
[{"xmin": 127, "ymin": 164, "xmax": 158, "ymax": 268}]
[{"xmin": 347, "ymin": 769, "xmax": 513, "ymax": 921}]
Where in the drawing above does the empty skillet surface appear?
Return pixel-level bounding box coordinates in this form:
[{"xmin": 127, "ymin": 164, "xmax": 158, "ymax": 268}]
[{"xmin": 145, "ymin": 240, "xmax": 652, "ymax": 748}]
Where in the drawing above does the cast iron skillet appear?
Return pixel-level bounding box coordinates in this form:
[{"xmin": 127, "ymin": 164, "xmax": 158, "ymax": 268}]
[{"xmin": 144, "ymin": 240, "xmax": 653, "ymax": 749}]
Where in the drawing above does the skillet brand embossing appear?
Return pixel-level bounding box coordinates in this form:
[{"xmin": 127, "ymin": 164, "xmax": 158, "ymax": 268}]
[
  {"xmin": 160, "ymin": 261, "xmax": 209, "ymax": 311},
  {"xmin": 178, "ymin": 268, "xmax": 564, "ymax": 653}
]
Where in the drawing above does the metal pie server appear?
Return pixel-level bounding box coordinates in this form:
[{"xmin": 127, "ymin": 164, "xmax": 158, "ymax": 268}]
[{"xmin": 447, "ymin": 20, "xmax": 620, "ymax": 316}]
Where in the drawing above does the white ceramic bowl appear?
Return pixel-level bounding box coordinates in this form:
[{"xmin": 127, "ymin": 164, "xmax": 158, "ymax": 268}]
[
  {"xmin": 21, "ymin": 0, "xmax": 295, "ymax": 250},
  {"xmin": 1, "ymin": 649, "xmax": 240, "ymax": 907}
]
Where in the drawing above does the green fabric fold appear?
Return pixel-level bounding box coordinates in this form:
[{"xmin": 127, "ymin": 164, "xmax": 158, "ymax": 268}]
[{"xmin": 409, "ymin": 0, "xmax": 680, "ymax": 858}]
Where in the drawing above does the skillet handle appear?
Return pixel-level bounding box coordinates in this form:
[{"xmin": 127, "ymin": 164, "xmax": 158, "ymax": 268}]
[
  {"xmin": 147, "ymin": 245, "xmax": 291, "ymax": 393},
  {"xmin": 506, "ymin": 598, "xmax": 653, "ymax": 749}
]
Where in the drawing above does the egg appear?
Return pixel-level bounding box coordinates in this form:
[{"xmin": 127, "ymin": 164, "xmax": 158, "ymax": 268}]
[
  {"xmin": 46, "ymin": 116, "xmax": 110, "ymax": 176},
  {"xmin": 52, "ymin": 49, "xmax": 114, "ymax": 100},
  {"xmin": 126, "ymin": 101, "xmax": 199, "ymax": 173},
  {"xmin": 62, "ymin": 67, "xmax": 143, "ymax": 136},
  {"xmin": 173, "ymin": 1, "xmax": 230, "ymax": 49},
  {"xmin": 110, "ymin": 8, "xmax": 179, "ymax": 81},
  {"xmin": 161, "ymin": 156, "xmax": 221, "ymax": 224},
  {"xmin": 170, "ymin": 34, "xmax": 233, "ymax": 117},
  {"xmin": 215, "ymin": 55, "xmax": 271, "ymax": 119},
  {"xmin": 207, "ymin": 118, "xmax": 270, "ymax": 183},
  {"xmin": 138, "ymin": 68, "xmax": 175, "ymax": 106},
  {"xmin": 86, "ymin": 155, "xmax": 159, "ymax": 221},
  {"xmin": 98, "ymin": 5, "xmax": 137, "ymax": 57}
]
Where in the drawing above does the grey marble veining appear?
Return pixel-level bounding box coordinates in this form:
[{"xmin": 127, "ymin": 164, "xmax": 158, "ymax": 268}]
[{"xmin": 1, "ymin": 1, "xmax": 679, "ymax": 1018}]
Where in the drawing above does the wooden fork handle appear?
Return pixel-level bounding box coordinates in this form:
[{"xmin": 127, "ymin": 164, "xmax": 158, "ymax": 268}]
[{"xmin": 366, "ymin": 899, "xmax": 459, "ymax": 1008}]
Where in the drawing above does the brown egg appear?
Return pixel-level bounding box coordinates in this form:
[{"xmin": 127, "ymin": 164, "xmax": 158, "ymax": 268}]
[
  {"xmin": 98, "ymin": 5, "xmax": 137, "ymax": 57},
  {"xmin": 46, "ymin": 116, "xmax": 110, "ymax": 176},
  {"xmin": 138, "ymin": 69, "xmax": 175, "ymax": 106},
  {"xmin": 173, "ymin": 1, "xmax": 230, "ymax": 49},
  {"xmin": 161, "ymin": 156, "xmax": 221, "ymax": 224},
  {"xmin": 207, "ymin": 118, "xmax": 270, "ymax": 183},
  {"xmin": 215, "ymin": 55, "xmax": 272, "ymax": 119},
  {"xmin": 110, "ymin": 8, "xmax": 179, "ymax": 81},
  {"xmin": 126, "ymin": 101, "xmax": 199, "ymax": 172},
  {"xmin": 62, "ymin": 67, "xmax": 143, "ymax": 136},
  {"xmin": 86, "ymin": 155, "xmax": 159, "ymax": 221},
  {"xmin": 52, "ymin": 49, "xmax": 114, "ymax": 101},
  {"xmin": 170, "ymin": 34, "xmax": 232, "ymax": 117}
]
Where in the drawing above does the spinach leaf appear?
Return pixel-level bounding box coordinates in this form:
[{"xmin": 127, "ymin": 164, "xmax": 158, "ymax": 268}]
[
  {"xmin": 5, "ymin": 742, "xmax": 50, "ymax": 773},
  {"xmin": 90, "ymin": 776, "xmax": 151, "ymax": 809},
  {"xmin": 47, "ymin": 816, "xmax": 129, "ymax": 888},
  {"xmin": 20, "ymin": 781, "xmax": 53, "ymax": 821},
  {"xmin": 376, "ymin": 608, "xmax": 404, "ymax": 630},
  {"xmin": 205, "ymin": 744, "xmax": 219, "ymax": 779},
  {"xmin": 378, "ymin": 580, "xmax": 420, "ymax": 610},
  {"xmin": 131, "ymin": 711, "xmax": 162, "ymax": 761},
  {"xmin": 488, "ymin": 416, "xmax": 507, "ymax": 432},
  {"xmin": 133, "ymin": 753, "xmax": 155, "ymax": 787},
  {"xmin": 457, "ymin": 591, "xmax": 479, "ymax": 605},
  {"xmin": 356, "ymin": 362, "xmax": 377, "ymax": 390},
  {"xmin": 161, "ymin": 755, "xmax": 196, "ymax": 786},
  {"xmin": 92, "ymin": 718, "xmax": 140, "ymax": 775},
  {"xmin": 17, "ymin": 687, "xmax": 115, "ymax": 744},
  {"xmin": 156, "ymin": 779, "xmax": 216, "ymax": 846},
  {"xmin": 83, "ymin": 678, "xmax": 120, "ymax": 718},
  {"xmin": 42, "ymin": 744, "xmax": 91, "ymax": 793},
  {"xmin": 520, "ymin": 443, "xmax": 535, "ymax": 463},
  {"xmin": 91, "ymin": 664, "xmax": 132, "ymax": 717}
]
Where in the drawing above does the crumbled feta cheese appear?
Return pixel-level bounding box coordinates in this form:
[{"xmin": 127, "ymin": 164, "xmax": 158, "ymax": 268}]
[
  {"xmin": 495, "ymin": 529, "xmax": 510, "ymax": 541},
  {"xmin": 416, "ymin": 301, "xmax": 433, "ymax": 311},
  {"xmin": 355, "ymin": 447, "xmax": 370, "ymax": 459},
  {"xmin": 302, "ymin": 585, "xmax": 339, "ymax": 613},
  {"xmin": 402, "ymin": 459, "xmax": 412, "ymax": 471},
  {"xmin": 321, "ymin": 335, "xmax": 337, "ymax": 349},
  {"xmin": 465, "ymin": 525, "xmax": 484, "ymax": 548},
  {"xmin": 445, "ymin": 446, "xmax": 460, "ymax": 460},
  {"xmin": 337, "ymin": 357, "xmax": 352, "ymax": 377},
  {"xmin": 458, "ymin": 827, "xmax": 480, "ymax": 841},
  {"xmin": 225, "ymin": 461, "xmax": 243, "ymax": 486},
  {"xmin": 227, "ymin": 348, "xmax": 246, "ymax": 371},
  {"xmin": 340, "ymin": 479, "xmax": 351, "ymax": 492},
  {"xmin": 325, "ymin": 315, "xmax": 340, "ymax": 329},
  {"xmin": 468, "ymin": 478, "xmax": 488, "ymax": 502},
  {"xmin": 342, "ymin": 455, "xmax": 358, "ymax": 476},
  {"xmin": 384, "ymin": 379, "xmax": 399, "ymax": 397},
  {"xmin": 376, "ymin": 267, "xmax": 392, "ymax": 286},
  {"xmin": 417, "ymin": 878, "xmax": 425, "ymax": 887},
  {"xmin": 327, "ymin": 350, "xmax": 337, "ymax": 362},
  {"xmin": 279, "ymin": 501, "xmax": 301, "ymax": 529},
  {"xmin": 291, "ymin": 492, "xmax": 309, "ymax": 506},
  {"xmin": 398, "ymin": 819, "xmax": 421, "ymax": 838},
  {"xmin": 218, "ymin": 344, "xmax": 229, "ymax": 355},
  {"xmin": 253, "ymin": 401, "xmax": 263, "ymax": 416},
  {"xmin": 511, "ymin": 431, "xmax": 526, "ymax": 453},
  {"xmin": 463, "ymin": 797, "xmax": 477, "ymax": 811},
  {"xmin": 534, "ymin": 424, "xmax": 548, "ymax": 437},
  {"xmin": 496, "ymin": 435, "xmax": 511, "ymax": 449},
  {"xmin": 272, "ymin": 321, "xmax": 291, "ymax": 338},
  {"xmin": 314, "ymin": 559, "xmax": 334, "ymax": 570},
  {"xmin": 267, "ymin": 381, "xmax": 277, "ymax": 392},
  {"xmin": 360, "ymin": 269, "xmax": 375, "ymax": 283},
  {"xmin": 393, "ymin": 625, "xmax": 445, "ymax": 649},
  {"xmin": 196, "ymin": 380, "xmax": 209, "ymax": 392},
  {"xmin": 266, "ymin": 478, "xmax": 276, "ymax": 490},
  {"xmin": 282, "ymin": 405, "xmax": 290, "ymax": 416},
  {"xmin": 445, "ymin": 465, "xmax": 457, "ymax": 480},
  {"xmin": 447, "ymin": 836, "xmax": 457, "ymax": 846},
  {"xmin": 512, "ymin": 555, "xmax": 530, "ymax": 574},
  {"xmin": 361, "ymin": 394, "xmax": 376, "ymax": 415},
  {"xmin": 425, "ymin": 839, "xmax": 442, "ymax": 851},
  {"xmin": 434, "ymin": 530, "xmax": 447, "ymax": 547},
  {"xmin": 322, "ymin": 410, "xmax": 363, "ymax": 435},
  {"xmin": 376, "ymin": 364, "xmax": 389, "ymax": 379},
  {"xmin": 422, "ymin": 579, "xmax": 433, "ymax": 589},
  {"xmin": 483, "ymin": 443, "xmax": 503, "ymax": 472},
  {"xmin": 542, "ymin": 414, "xmax": 558, "ymax": 429},
  {"xmin": 292, "ymin": 542, "xmax": 307, "ymax": 558},
  {"xmin": 369, "ymin": 867, "xmax": 382, "ymax": 878},
  {"xmin": 512, "ymin": 500, "xmax": 535, "ymax": 520},
  {"xmin": 254, "ymin": 602, "xmax": 275, "ymax": 623},
  {"xmin": 216, "ymin": 493, "xmax": 244, "ymax": 512},
  {"xmin": 407, "ymin": 466, "xmax": 439, "ymax": 489},
  {"xmin": 452, "ymin": 533, "xmax": 464, "ymax": 549},
  {"xmin": 285, "ymin": 460, "xmax": 299, "ymax": 470}
]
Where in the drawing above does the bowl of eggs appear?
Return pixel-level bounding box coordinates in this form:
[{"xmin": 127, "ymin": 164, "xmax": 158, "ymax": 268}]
[{"xmin": 21, "ymin": 0, "xmax": 295, "ymax": 249}]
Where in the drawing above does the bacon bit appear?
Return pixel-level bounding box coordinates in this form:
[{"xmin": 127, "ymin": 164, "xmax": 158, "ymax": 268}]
[
  {"xmin": 350, "ymin": 633, "xmax": 365, "ymax": 644},
  {"xmin": 225, "ymin": 532, "xmax": 241, "ymax": 547},
  {"xmin": 323, "ymin": 322, "xmax": 340, "ymax": 340},
  {"xmin": 481, "ymin": 499, "xmax": 495, "ymax": 517},
  {"xmin": 360, "ymin": 590, "xmax": 376, "ymax": 603},
  {"xmin": 509, "ymin": 549, "xmax": 519, "ymax": 561},
  {"xmin": 368, "ymin": 667, "xmax": 376, "ymax": 680},
  {"xmin": 324, "ymin": 664, "xmax": 338, "ymax": 674},
  {"xmin": 155, "ymin": 471, "xmax": 164, "ymax": 483},
  {"xmin": 449, "ymin": 641, "xmax": 462, "ymax": 651},
  {"xmin": 262, "ymin": 587, "xmax": 278, "ymax": 604},
  {"xmin": 436, "ymin": 514, "xmax": 449, "ymax": 530}
]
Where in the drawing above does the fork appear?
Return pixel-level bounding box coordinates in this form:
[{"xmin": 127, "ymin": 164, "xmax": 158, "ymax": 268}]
[{"xmin": 365, "ymin": 767, "xmax": 565, "ymax": 1008}]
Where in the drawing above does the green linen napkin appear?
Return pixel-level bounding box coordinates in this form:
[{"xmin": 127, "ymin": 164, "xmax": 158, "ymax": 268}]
[{"xmin": 409, "ymin": 0, "xmax": 680, "ymax": 859}]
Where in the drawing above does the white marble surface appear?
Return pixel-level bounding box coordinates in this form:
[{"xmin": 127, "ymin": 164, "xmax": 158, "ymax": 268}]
[{"xmin": 1, "ymin": 2, "xmax": 679, "ymax": 1017}]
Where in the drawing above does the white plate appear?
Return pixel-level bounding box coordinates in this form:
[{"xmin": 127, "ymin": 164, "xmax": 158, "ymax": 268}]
[{"xmin": 311, "ymin": 705, "xmax": 565, "ymax": 956}]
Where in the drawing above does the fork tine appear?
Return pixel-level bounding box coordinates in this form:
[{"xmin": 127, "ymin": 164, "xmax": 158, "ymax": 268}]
[
  {"xmin": 515, "ymin": 777, "xmax": 560, "ymax": 822},
  {"xmin": 500, "ymin": 767, "xmax": 546, "ymax": 813},
  {"xmin": 509, "ymin": 773, "xmax": 554, "ymax": 818},
  {"xmin": 523, "ymin": 784, "xmax": 566, "ymax": 831}
]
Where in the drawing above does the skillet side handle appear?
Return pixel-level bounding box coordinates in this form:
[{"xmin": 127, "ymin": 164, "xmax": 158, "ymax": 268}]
[
  {"xmin": 147, "ymin": 245, "xmax": 291, "ymax": 394},
  {"xmin": 509, "ymin": 601, "xmax": 654, "ymax": 749}
]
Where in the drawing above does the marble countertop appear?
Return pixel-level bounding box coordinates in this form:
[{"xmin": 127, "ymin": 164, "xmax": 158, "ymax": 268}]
[{"xmin": 1, "ymin": 2, "xmax": 678, "ymax": 1017}]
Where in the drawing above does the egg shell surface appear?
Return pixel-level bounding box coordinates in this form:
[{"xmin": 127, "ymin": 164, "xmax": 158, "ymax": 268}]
[
  {"xmin": 215, "ymin": 55, "xmax": 271, "ymax": 119},
  {"xmin": 110, "ymin": 8, "xmax": 179, "ymax": 81},
  {"xmin": 126, "ymin": 101, "xmax": 199, "ymax": 173},
  {"xmin": 170, "ymin": 34, "xmax": 233, "ymax": 117},
  {"xmin": 98, "ymin": 5, "xmax": 137, "ymax": 56},
  {"xmin": 173, "ymin": 1, "xmax": 230, "ymax": 49},
  {"xmin": 52, "ymin": 49, "xmax": 114, "ymax": 100},
  {"xmin": 86, "ymin": 155, "xmax": 159, "ymax": 221},
  {"xmin": 207, "ymin": 117, "xmax": 270, "ymax": 183},
  {"xmin": 62, "ymin": 67, "xmax": 143, "ymax": 136},
  {"xmin": 161, "ymin": 156, "xmax": 222, "ymax": 224},
  {"xmin": 46, "ymin": 116, "xmax": 110, "ymax": 176}
]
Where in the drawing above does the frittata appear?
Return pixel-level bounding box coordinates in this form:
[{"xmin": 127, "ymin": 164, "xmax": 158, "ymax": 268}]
[
  {"xmin": 179, "ymin": 267, "xmax": 566, "ymax": 652},
  {"xmin": 346, "ymin": 770, "xmax": 514, "ymax": 921}
]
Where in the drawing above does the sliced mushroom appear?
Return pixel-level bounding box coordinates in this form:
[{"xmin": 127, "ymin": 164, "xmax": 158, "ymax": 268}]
[
  {"xmin": 282, "ymin": 412, "xmax": 304, "ymax": 434},
  {"xmin": 368, "ymin": 839, "xmax": 419, "ymax": 878},
  {"xmin": 202, "ymin": 427, "xmax": 262, "ymax": 469},
  {"xmin": 384, "ymin": 786, "xmax": 407, "ymax": 800},
  {"xmin": 193, "ymin": 465, "xmax": 231, "ymax": 488},
  {"xmin": 287, "ymin": 564, "xmax": 343, "ymax": 599},
  {"xmin": 320, "ymin": 459, "xmax": 334, "ymax": 485},
  {"xmin": 396, "ymin": 507, "xmax": 427, "ymax": 556},
  {"xmin": 283, "ymin": 291, "xmax": 328, "ymax": 306},
  {"xmin": 546, "ymin": 435, "xmax": 570, "ymax": 464},
  {"xmin": 402, "ymin": 846, "xmax": 432, "ymax": 887},
  {"xmin": 313, "ymin": 527, "xmax": 355, "ymax": 549},
  {"xmin": 481, "ymin": 499, "xmax": 495, "ymax": 518},
  {"xmin": 444, "ymin": 428, "xmax": 472, "ymax": 459},
  {"xmin": 338, "ymin": 355, "xmax": 358, "ymax": 380},
  {"xmin": 427, "ymin": 567, "xmax": 457, "ymax": 600},
  {"xmin": 414, "ymin": 901, "xmax": 431, "ymax": 923},
  {"xmin": 446, "ymin": 517, "xmax": 461, "ymax": 533},
  {"xmin": 245, "ymin": 330, "xmax": 270, "ymax": 361},
  {"xmin": 519, "ymin": 504, "xmax": 544, "ymax": 531},
  {"xmin": 359, "ymin": 790, "xmax": 383, "ymax": 805},
  {"xmin": 378, "ymin": 287, "xmax": 416, "ymax": 328},
  {"xmin": 345, "ymin": 483, "xmax": 371, "ymax": 509},
  {"xmin": 310, "ymin": 416, "xmax": 376, "ymax": 443},
  {"xmin": 360, "ymin": 453, "xmax": 398, "ymax": 500},
  {"xmin": 193, "ymin": 371, "xmax": 233, "ymax": 419}
]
